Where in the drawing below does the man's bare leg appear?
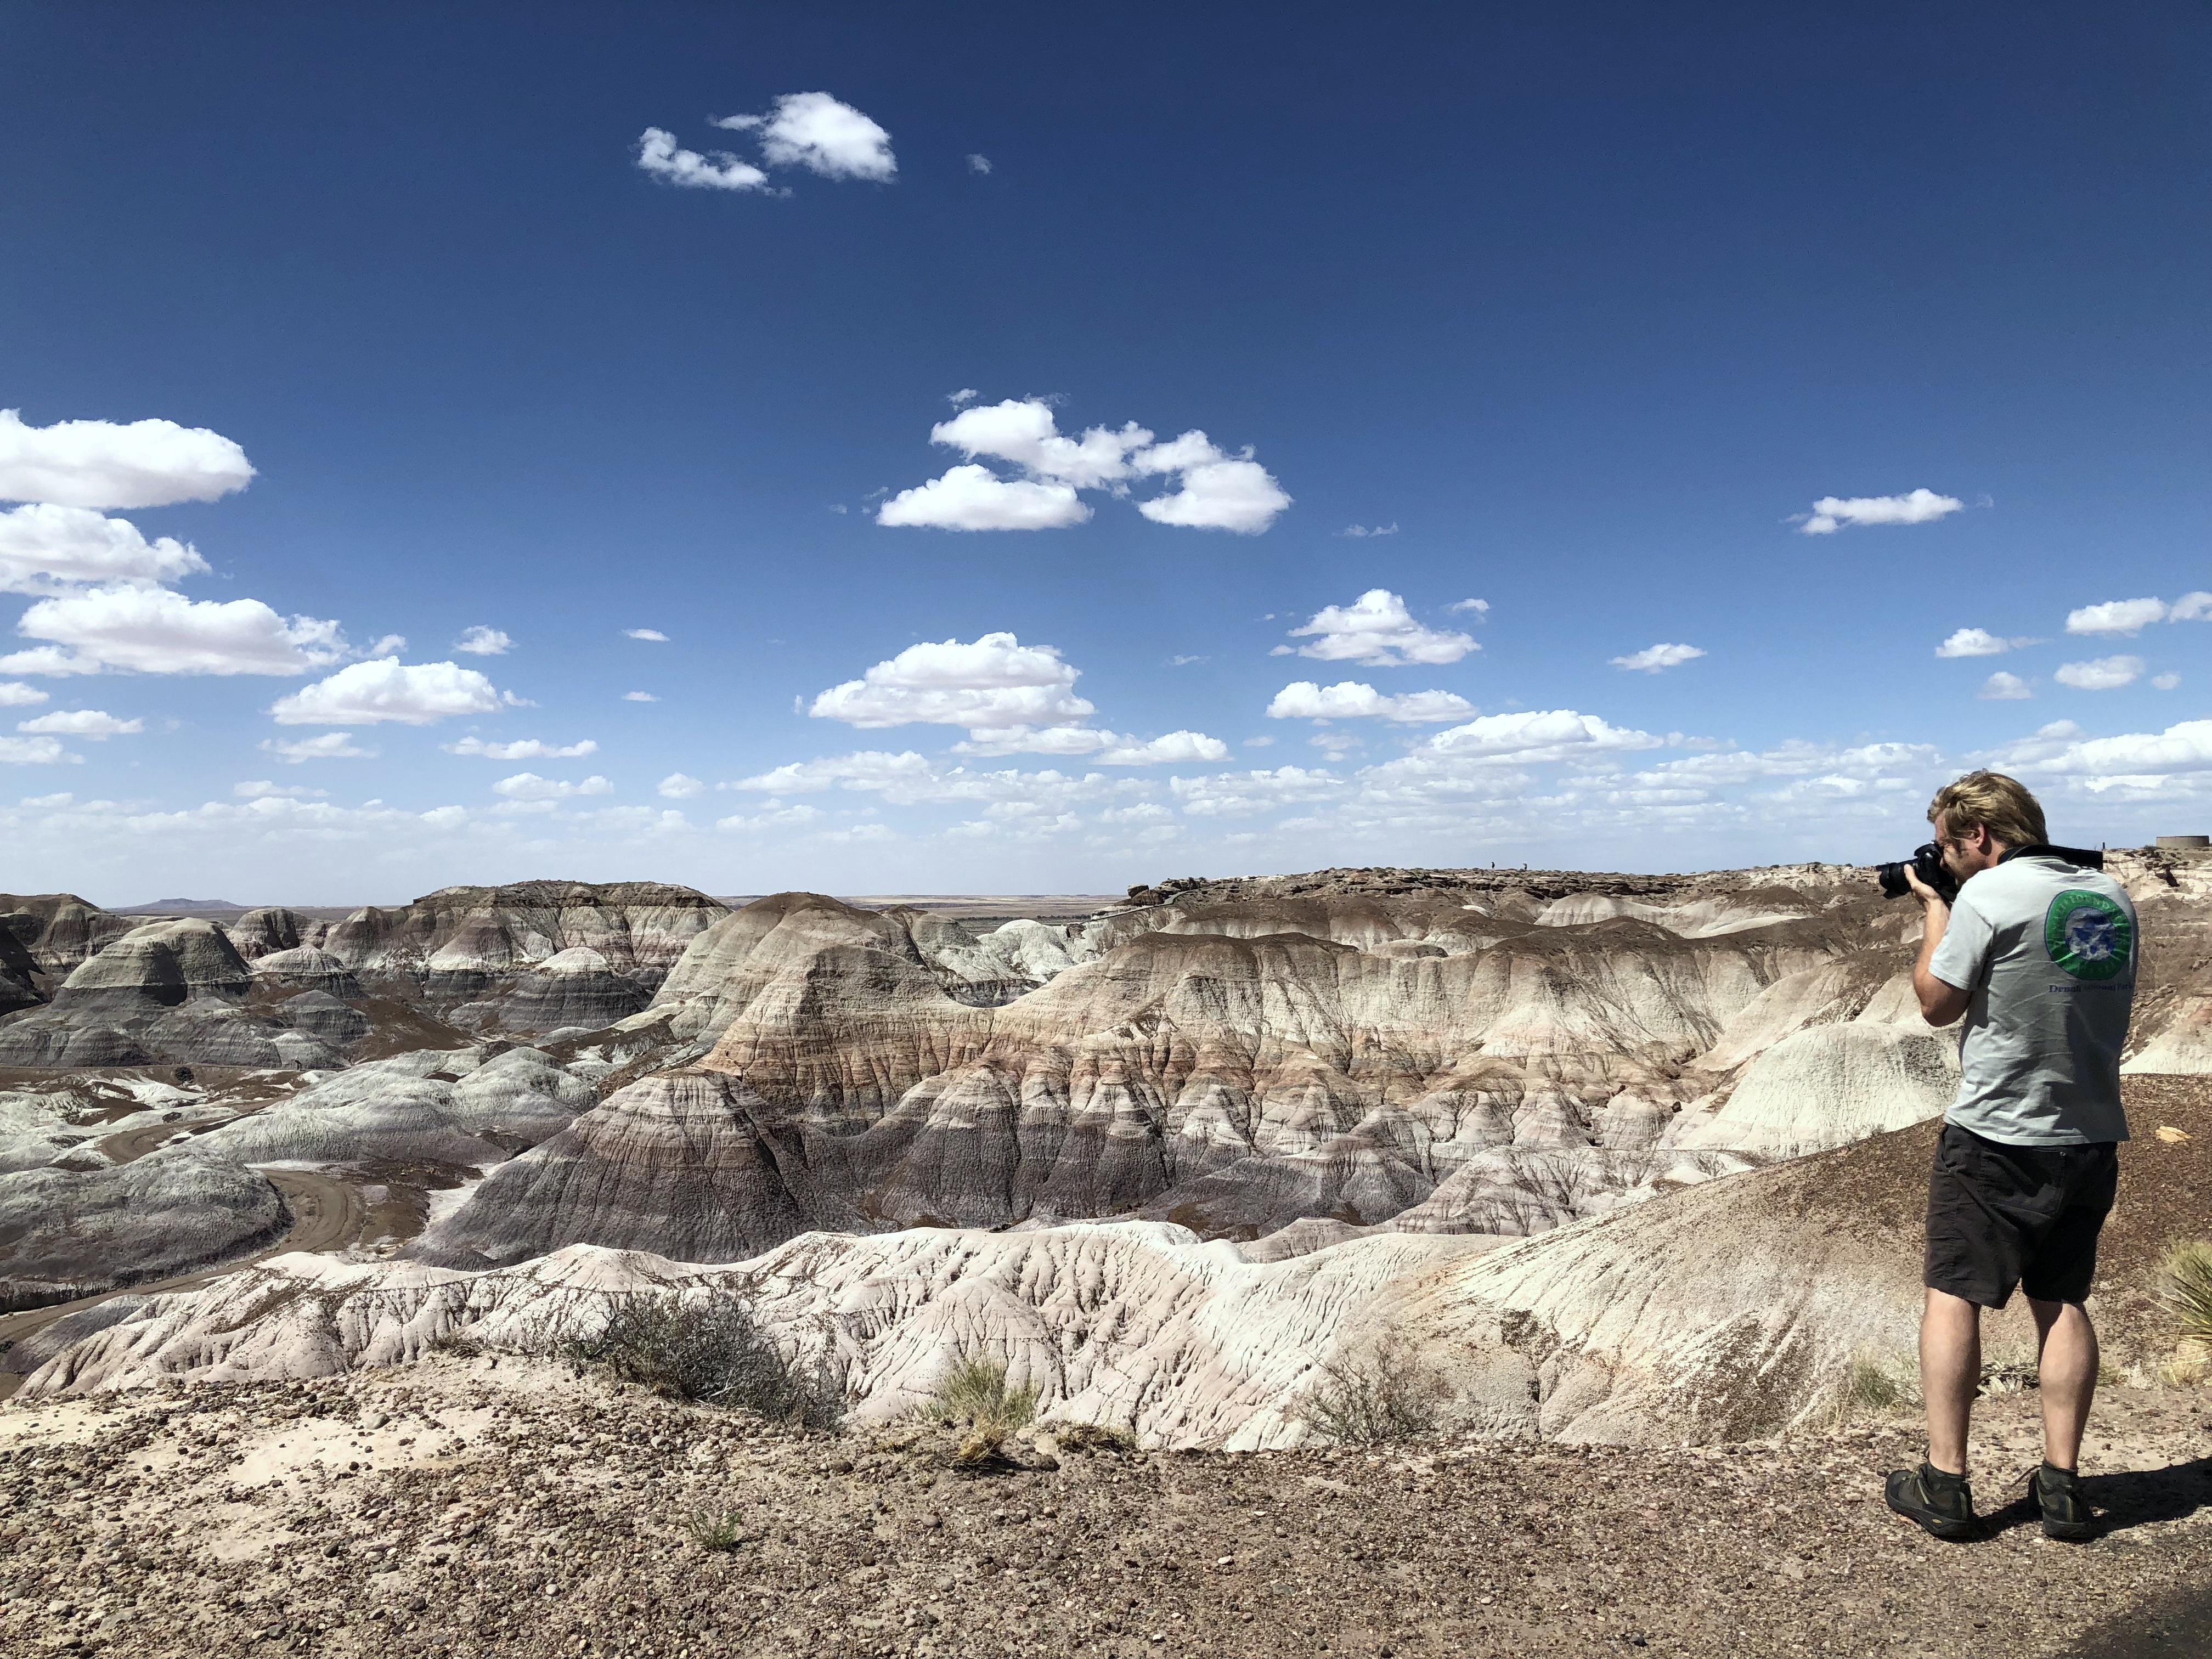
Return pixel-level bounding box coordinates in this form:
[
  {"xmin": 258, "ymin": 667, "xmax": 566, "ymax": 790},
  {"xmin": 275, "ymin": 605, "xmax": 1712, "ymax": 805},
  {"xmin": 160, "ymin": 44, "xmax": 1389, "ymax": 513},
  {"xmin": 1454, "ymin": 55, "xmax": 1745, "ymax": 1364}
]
[
  {"xmin": 1921, "ymin": 1288, "xmax": 1982, "ymax": 1474},
  {"xmin": 2028, "ymin": 1297, "xmax": 2098, "ymax": 1470}
]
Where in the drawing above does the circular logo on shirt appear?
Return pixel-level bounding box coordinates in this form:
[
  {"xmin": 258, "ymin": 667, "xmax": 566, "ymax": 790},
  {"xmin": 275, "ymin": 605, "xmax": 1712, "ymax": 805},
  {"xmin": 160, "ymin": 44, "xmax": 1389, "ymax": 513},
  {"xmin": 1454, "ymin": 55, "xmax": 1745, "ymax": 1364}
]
[{"xmin": 2043, "ymin": 889, "xmax": 2132, "ymax": 981}]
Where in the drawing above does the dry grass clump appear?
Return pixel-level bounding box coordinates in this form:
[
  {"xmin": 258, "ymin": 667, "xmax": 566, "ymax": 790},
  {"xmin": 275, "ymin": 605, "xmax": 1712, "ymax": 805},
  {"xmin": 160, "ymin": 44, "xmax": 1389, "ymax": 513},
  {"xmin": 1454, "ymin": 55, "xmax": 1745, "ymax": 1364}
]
[
  {"xmin": 562, "ymin": 1291, "xmax": 844, "ymax": 1430},
  {"xmin": 922, "ymin": 1351, "xmax": 1040, "ymax": 1471},
  {"xmin": 2157, "ymin": 1241, "xmax": 2212, "ymax": 1385},
  {"xmin": 1835, "ymin": 1353, "xmax": 1909, "ymax": 1418},
  {"xmin": 1048, "ymin": 1420, "xmax": 1137, "ymax": 1453},
  {"xmin": 1293, "ymin": 1334, "xmax": 1448, "ymax": 1444}
]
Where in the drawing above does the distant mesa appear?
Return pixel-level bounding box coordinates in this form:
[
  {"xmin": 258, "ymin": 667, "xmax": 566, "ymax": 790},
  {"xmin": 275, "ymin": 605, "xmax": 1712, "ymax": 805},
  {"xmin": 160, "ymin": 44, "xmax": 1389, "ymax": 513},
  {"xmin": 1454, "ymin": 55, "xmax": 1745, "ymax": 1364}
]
[{"xmin": 113, "ymin": 898, "xmax": 252, "ymax": 915}]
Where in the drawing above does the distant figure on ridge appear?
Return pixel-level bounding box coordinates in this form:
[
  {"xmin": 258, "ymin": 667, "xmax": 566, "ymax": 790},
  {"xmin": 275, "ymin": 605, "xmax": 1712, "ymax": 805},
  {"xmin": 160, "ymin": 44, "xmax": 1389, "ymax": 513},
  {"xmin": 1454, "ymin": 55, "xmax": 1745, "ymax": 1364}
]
[{"xmin": 1887, "ymin": 771, "xmax": 2135, "ymax": 1542}]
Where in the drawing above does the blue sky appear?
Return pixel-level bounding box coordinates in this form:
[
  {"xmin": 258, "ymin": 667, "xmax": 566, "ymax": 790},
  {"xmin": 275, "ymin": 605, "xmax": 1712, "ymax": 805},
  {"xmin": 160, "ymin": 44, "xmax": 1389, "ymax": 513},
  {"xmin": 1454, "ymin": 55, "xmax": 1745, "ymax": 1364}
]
[{"xmin": 4, "ymin": 3, "xmax": 2210, "ymax": 903}]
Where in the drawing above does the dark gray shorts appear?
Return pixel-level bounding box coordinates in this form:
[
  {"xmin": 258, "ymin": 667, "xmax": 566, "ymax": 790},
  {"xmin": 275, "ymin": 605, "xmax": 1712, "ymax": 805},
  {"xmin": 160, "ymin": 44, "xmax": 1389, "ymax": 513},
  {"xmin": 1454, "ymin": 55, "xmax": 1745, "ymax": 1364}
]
[{"xmin": 1923, "ymin": 1122, "xmax": 2119, "ymax": 1309}]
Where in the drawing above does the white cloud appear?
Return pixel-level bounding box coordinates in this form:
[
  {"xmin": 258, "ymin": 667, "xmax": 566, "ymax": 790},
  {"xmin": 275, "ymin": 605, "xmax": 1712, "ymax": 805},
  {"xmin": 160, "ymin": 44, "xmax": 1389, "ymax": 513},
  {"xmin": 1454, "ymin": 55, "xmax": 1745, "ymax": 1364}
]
[
  {"xmin": 1796, "ymin": 488, "xmax": 1963, "ymax": 535},
  {"xmin": 443, "ymin": 736, "xmax": 597, "ymax": 760},
  {"xmin": 1093, "ymin": 731, "xmax": 1230, "ymax": 765},
  {"xmin": 622, "ymin": 690, "xmax": 658, "ymax": 702},
  {"xmin": 947, "ymin": 726, "xmax": 1119, "ymax": 759},
  {"xmin": 1266, "ymin": 680, "xmax": 1475, "ymax": 723},
  {"xmin": 624, "ymin": 628, "xmax": 669, "ymax": 642},
  {"xmin": 2066, "ymin": 597, "xmax": 2170, "ymax": 637},
  {"xmin": 731, "ymin": 750, "xmax": 935, "ymax": 794},
  {"xmin": 715, "ymin": 803, "xmax": 824, "ymax": 832},
  {"xmin": 808, "ymin": 632, "xmax": 1094, "ymax": 729},
  {"xmin": 16, "ymin": 709, "xmax": 140, "ymax": 738},
  {"xmin": 1169, "ymin": 766, "xmax": 1344, "ymax": 818},
  {"xmin": 1609, "ymin": 642, "xmax": 1705, "ymax": 674},
  {"xmin": 1338, "ymin": 523, "xmax": 1398, "ymax": 538},
  {"xmin": 0, "ymin": 681, "xmax": 48, "ymax": 706},
  {"xmin": 657, "ymin": 772, "xmax": 706, "ymax": 799},
  {"xmin": 931, "ymin": 399, "xmax": 1151, "ymax": 490},
  {"xmin": 493, "ymin": 772, "xmax": 614, "ymax": 801},
  {"xmin": 0, "ymin": 736, "xmax": 72, "ymax": 764},
  {"xmin": 1979, "ymin": 671, "xmax": 2033, "ymax": 701},
  {"xmin": 260, "ymin": 732, "xmax": 376, "ymax": 763},
  {"xmin": 2058, "ymin": 592, "xmax": 2212, "ymax": 642},
  {"xmin": 2000, "ymin": 718, "xmax": 2212, "ymax": 780},
  {"xmin": 1133, "ymin": 443, "xmax": 1290, "ymax": 535},
  {"xmin": 0, "ymin": 504, "xmax": 210, "ymax": 595},
  {"xmin": 2154, "ymin": 673, "xmax": 2182, "ymax": 691},
  {"xmin": 453, "ymin": 625, "xmax": 514, "ymax": 656},
  {"xmin": 879, "ymin": 399, "xmax": 1288, "ymax": 534},
  {"xmin": 1445, "ymin": 598, "xmax": 1489, "ymax": 617},
  {"xmin": 1424, "ymin": 709, "xmax": 1660, "ymax": 762},
  {"xmin": 234, "ymin": 780, "xmax": 328, "ymax": 800},
  {"xmin": 1169, "ymin": 654, "xmax": 1209, "ymax": 667},
  {"xmin": 966, "ymin": 154, "xmax": 992, "ymax": 176},
  {"xmin": 5, "ymin": 585, "xmax": 346, "ymax": 676},
  {"xmin": 875, "ymin": 464, "xmax": 1090, "ymax": 531},
  {"xmin": 946, "ymin": 388, "xmax": 979, "ymax": 407},
  {"xmin": 714, "ymin": 93, "xmax": 896, "ymax": 182},
  {"xmin": 1936, "ymin": 627, "xmax": 2030, "ymax": 658},
  {"xmin": 269, "ymin": 659, "xmax": 509, "ymax": 725},
  {"xmin": 635, "ymin": 128, "xmax": 771, "ymax": 193},
  {"xmin": 1282, "ymin": 590, "xmax": 1475, "ymax": 667},
  {"xmin": 2054, "ymin": 656, "xmax": 2144, "ymax": 691},
  {"xmin": 0, "ymin": 409, "xmax": 254, "ymax": 509},
  {"xmin": 365, "ymin": 633, "xmax": 406, "ymax": 658}
]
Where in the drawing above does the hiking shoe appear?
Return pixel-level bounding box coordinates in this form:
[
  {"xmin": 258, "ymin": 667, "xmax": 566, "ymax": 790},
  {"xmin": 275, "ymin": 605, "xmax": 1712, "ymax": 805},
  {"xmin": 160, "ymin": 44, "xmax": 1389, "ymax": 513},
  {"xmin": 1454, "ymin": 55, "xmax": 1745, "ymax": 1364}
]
[
  {"xmin": 1884, "ymin": 1463, "xmax": 1979, "ymax": 1540},
  {"xmin": 2028, "ymin": 1463, "xmax": 2098, "ymax": 1541}
]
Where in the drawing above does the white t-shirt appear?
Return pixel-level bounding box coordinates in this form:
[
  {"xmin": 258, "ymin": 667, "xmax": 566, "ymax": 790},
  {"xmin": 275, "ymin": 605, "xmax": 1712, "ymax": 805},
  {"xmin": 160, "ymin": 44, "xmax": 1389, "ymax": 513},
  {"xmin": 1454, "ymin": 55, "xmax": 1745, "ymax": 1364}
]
[{"xmin": 1927, "ymin": 854, "xmax": 2135, "ymax": 1146}]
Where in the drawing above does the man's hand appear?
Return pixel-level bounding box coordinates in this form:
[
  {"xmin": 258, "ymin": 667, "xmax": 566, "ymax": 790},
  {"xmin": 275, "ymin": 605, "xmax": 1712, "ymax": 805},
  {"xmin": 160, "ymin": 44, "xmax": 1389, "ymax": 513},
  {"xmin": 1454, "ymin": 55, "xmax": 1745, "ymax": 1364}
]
[
  {"xmin": 1908, "ymin": 867, "xmax": 1971, "ymax": 1026},
  {"xmin": 1903, "ymin": 861, "xmax": 1948, "ymax": 910}
]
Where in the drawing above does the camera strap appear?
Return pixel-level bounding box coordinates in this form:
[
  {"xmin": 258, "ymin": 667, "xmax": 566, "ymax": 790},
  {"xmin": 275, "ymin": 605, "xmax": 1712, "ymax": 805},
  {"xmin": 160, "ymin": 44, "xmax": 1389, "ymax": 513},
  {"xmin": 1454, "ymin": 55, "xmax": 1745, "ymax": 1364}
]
[{"xmin": 2000, "ymin": 843, "xmax": 2104, "ymax": 871}]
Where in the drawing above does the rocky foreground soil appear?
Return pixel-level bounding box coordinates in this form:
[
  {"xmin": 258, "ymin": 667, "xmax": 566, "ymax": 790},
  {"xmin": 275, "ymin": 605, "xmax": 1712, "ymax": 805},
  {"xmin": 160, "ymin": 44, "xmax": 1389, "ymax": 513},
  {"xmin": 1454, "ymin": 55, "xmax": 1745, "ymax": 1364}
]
[{"xmin": 3, "ymin": 1357, "xmax": 2205, "ymax": 1659}]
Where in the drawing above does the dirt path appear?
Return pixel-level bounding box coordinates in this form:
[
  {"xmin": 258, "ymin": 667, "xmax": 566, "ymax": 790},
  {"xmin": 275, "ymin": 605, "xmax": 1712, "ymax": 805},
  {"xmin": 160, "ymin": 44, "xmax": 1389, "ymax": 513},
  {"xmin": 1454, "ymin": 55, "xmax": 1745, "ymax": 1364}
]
[{"xmin": 0, "ymin": 1169, "xmax": 360, "ymax": 1400}]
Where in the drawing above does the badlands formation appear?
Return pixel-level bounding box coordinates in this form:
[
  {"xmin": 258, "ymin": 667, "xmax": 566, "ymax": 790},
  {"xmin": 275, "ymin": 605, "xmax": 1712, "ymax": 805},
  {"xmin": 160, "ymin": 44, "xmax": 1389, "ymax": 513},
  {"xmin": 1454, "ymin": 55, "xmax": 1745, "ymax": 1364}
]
[{"xmin": 1, "ymin": 860, "xmax": 2209, "ymax": 1656}]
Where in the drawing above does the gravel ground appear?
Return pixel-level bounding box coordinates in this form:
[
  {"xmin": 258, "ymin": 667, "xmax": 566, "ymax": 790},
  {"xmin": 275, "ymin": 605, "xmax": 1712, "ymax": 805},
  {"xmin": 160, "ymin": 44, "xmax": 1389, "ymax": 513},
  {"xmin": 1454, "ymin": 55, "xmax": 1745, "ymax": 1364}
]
[{"xmin": 1, "ymin": 1356, "xmax": 2205, "ymax": 1659}]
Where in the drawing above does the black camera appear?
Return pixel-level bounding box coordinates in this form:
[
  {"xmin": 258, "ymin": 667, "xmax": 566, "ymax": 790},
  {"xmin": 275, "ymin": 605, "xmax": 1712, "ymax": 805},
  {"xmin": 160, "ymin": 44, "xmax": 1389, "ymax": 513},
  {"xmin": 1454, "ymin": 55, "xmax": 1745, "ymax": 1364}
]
[
  {"xmin": 1876, "ymin": 843, "xmax": 1956, "ymax": 901},
  {"xmin": 1876, "ymin": 840, "xmax": 2104, "ymax": 899}
]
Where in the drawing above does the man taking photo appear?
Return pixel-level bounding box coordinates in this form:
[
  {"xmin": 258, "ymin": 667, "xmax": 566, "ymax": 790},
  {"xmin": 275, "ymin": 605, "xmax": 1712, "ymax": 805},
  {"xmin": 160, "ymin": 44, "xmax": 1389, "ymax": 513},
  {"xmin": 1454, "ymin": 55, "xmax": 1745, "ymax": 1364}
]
[{"xmin": 1886, "ymin": 770, "xmax": 2135, "ymax": 1542}]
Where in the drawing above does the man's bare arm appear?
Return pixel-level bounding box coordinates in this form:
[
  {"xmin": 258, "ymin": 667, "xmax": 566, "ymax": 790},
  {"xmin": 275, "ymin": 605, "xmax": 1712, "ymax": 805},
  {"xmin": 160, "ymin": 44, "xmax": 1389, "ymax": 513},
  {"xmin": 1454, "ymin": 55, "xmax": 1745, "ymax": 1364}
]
[{"xmin": 1905, "ymin": 865, "xmax": 1970, "ymax": 1026}]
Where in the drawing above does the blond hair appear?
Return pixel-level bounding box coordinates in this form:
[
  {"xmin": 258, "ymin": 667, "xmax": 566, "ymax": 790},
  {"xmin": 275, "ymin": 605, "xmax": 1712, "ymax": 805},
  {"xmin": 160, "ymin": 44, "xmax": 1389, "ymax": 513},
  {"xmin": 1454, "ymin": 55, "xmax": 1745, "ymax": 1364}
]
[{"xmin": 1928, "ymin": 770, "xmax": 2048, "ymax": 850}]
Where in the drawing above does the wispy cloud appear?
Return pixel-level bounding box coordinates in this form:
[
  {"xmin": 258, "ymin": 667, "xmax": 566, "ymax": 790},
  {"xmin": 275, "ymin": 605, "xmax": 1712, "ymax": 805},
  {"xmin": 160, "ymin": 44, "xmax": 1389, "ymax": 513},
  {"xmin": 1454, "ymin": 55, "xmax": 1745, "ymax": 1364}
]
[
  {"xmin": 453, "ymin": 625, "xmax": 514, "ymax": 656},
  {"xmin": 2065, "ymin": 593, "xmax": 2212, "ymax": 636},
  {"xmin": 1936, "ymin": 627, "xmax": 2034, "ymax": 658},
  {"xmin": 2054, "ymin": 655, "xmax": 2144, "ymax": 691},
  {"xmin": 1609, "ymin": 642, "xmax": 1705, "ymax": 674},
  {"xmin": 1795, "ymin": 488, "xmax": 1963, "ymax": 535}
]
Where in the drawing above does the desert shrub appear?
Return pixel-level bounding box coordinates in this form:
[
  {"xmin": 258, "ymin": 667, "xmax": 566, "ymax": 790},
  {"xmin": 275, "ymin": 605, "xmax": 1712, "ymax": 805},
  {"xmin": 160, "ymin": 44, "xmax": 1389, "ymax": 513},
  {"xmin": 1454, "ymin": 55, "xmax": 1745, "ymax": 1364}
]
[
  {"xmin": 1838, "ymin": 1354, "xmax": 1906, "ymax": 1415},
  {"xmin": 2161, "ymin": 1240, "xmax": 2212, "ymax": 1353},
  {"xmin": 927, "ymin": 1351, "xmax": 1039, "ymax": 1434},
  {"xmin": 1048, "ymin": 1420, "xmax": 1137, "ymax": 1453},
  {"xmin": 686, "ymin": 1506, "xmax": 746, "ymax": 1551},
  {"xmin": 1293, "ymin": 1334, "xmax": 1447, "ymax": 1444},
  {"xmin": 562, "ymin": 1291, "xmax": 843, "ymax": 1430},
  {"xmin": 920, "ymin": 1351, "xmax": 1042, "ymax": 1474}
]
